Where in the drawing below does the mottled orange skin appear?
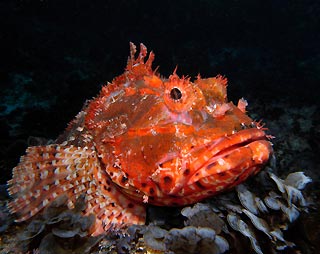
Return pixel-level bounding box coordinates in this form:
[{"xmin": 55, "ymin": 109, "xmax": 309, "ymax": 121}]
[{"xmin": 7, "ymin": 43, "xmax": 272, "ymax": 235}]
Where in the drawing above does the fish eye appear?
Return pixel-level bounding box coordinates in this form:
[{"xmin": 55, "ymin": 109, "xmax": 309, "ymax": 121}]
[
  {"xmin": 163, "ymin": 76, "xmax": 201, "ymax": 112},
  {"xmin": 170, "ymin": 87, "xmax": 182, "ymax": 100}
]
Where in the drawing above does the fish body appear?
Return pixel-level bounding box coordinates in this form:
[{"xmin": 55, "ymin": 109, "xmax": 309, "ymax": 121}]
[{"xmin": 7, "ymin": 43, "xmax": 272, "ymax": 235}]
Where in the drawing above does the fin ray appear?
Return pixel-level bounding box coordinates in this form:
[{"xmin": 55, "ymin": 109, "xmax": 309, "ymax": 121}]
[
  {"xmin": 7, "ymin": 143, "xmax": 146, "ymax": 235},
  {"xmin": 7, "ymin": 144, "xmax": 96, "ymax": 221}
]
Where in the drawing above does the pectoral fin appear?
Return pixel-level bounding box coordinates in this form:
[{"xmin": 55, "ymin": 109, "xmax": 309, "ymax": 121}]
[{"xmin": 7, "ymin": 144, "xmax": 145, "ymax": 235}]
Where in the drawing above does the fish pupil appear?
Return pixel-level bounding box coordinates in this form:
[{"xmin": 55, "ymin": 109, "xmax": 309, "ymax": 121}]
[{"xmin": 170, "ymin": 87, "xmax": 182, "ymax": 100}]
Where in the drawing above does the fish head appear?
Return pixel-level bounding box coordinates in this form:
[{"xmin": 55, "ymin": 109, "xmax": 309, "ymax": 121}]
[{"xmin": 85, "ymin": 43, "xmax": 272, "ymax": 206}]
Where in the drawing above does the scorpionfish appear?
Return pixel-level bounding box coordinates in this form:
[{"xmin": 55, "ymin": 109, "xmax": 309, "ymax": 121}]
[{"xmin": 7, "ymin": 43, "xmax": 272, "ymax": 236}]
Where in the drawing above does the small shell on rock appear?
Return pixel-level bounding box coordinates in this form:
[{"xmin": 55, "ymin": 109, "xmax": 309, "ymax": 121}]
[
  {"xmin": 237, "ymin": 219, "xmax": 263, "ymax": 254},
  {"xmin": 269, "ymin": 172, "xmax": 285, "ymax": 193},
  {"xmin": 269, "ymin": 172, "xmax": 311, "ymax": 207},
  {"xmin": 264, "ymin": 195, "xmax": 281, "ymax": 210},
  {"xmin": 19, "ymin": 220, "xmax": 46, "ymax": 240},
  {"xmin": 270, "ymin": 228, "xmax": 285, "ymax": 242},
  {"xmin": 224, "ymin": 203, "xmax": 243, "ymax": 213},
  {"xmin": 236, "ymin": 184, "xmax": 259, "ymax": 215},
  {"xmin": 214, "ymin": 235, "xmax": 229, "ymax": 253},
  {"xmin": 181, "ymin": 203, "xmax": 211, "ymax": 218},
  {"xmin": 181, "ymin": 203, "xmax": 226, "ymax": 234},
  {"xmin": 284, "ymin": 172, "xmax": 312, "ymax": 190},
  {"xmin": 284, "ymin": 185, "xmax": 307, "ymax": 207},
  {"xmin": 226, "ymin": 213, "xmax": 240, "ymax": 231},
  {"xmin": 143, "ymin": 225, "xmax": 167, "ymax": 252},
  {"xmin": 269, "ymin": 227, "xmax": 295, "ymax": 249},
  {"xmin": 242, "ymin": 209, "xmax": 271, "ymax": 239},
  {"xmin": 280, "ymin": 203, "xmax": 300, "ymax": 222},
  {"xmin": 164, "ymin": 226, "xmax": 228, "ymax": 254},
  {"xmin": 255, "ymin": 197, "xmax": 269, "ymax": 213},
  {"xmin": 237, "ymin": 219, "xmax": 254, "ymax": 238},
  {"xmin": 227, "ymin": 213, "xmax": 263, "ymax": 254}
]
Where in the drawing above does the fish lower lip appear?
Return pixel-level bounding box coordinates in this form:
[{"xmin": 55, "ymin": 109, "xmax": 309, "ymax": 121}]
[{"xmin": 185, "ymin": 134, "xmax": 272, "ymax": 190}]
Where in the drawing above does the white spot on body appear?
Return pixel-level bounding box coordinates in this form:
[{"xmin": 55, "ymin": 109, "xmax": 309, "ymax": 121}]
[
  {"xmin": 62, "ymin": 184, "xmax": 73, "ymax": 191},
  {"xmin": 30, "ymin": 207, "xmax": 40, "ymax": 217},
  {"xmin": 67, "ymin": 200, "xmax": 74, "ymax": 209},
  {"xmin": 201, "ymin": 177, "xmax": 209, "ymax": 184},
  {"xmin": 143, "ymin": 195, "xmax": 149, "ymax": 203},
  {"xmin": 76, "ymin": 126, "xmax": 84, "ymax": 132},
  {"xmin": 205, "ymin": 105, "xmax": 214, "ymax": 113},
  {"xmin": 99, "ymin": 202, "xmax": 106, "ymax": 208},
  {"xmin": 223, "ymin": 161, "xmax": 232, "ymax": 170},
  {"xmin": 66, "ymin": 165, "xmax": 73, "ymax": 172},
  {"xmin": 208, "ymin": 176, "xmax": 216, "ymax": 182},
  {"xmin": 42, "ymin": 199, "xmax": 49, "ymax": 206},
  {"xmin": 53, "ymin": 168, "xmax": 60, "ymax": 175},
  {"xmin": 35, "ymin": 190, "xmax": 41, "ymax": 198},
  {"xmin": 40, "ymin": 170, "xmax": 49, "ymax": 179},
  {"xmin": 151, "ymin": 128, "xmax": 157, "ymax": 136},
  {"xmin": 203, "ymin": 155, "xmax": 209, "ymax": 161},
  {"xmin": 217, "ymin": 158, "xmax": 225, "ymax": 166}
]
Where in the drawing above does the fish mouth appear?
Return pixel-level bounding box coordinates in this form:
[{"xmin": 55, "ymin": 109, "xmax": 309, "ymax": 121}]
[
  {"xmin": 186, "ymin": 128, "xmax": 272, "ymax": 186},
  {"xmin": 148, "ymin": 127, "xmax": 272, "ymax": 200},
  {"xmin": 117, "ymin": 128, "xmax": 272, "ymax": 207}
]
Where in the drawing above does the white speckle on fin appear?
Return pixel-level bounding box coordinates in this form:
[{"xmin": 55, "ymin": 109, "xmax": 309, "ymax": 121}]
[{"xmin": 7, "ymin": 143, "xmax": 147, "ymax": 235}]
